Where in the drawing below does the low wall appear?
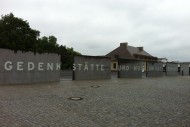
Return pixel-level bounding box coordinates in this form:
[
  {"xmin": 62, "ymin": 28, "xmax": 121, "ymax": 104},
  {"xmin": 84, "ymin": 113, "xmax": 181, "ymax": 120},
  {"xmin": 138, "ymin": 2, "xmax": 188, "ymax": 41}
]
[
  {"xmin": 73, "ymin": 55, "xmax": 111, "ymax": 80},
  {"xmin": 118, "ymin": 60, "xmax": 142, "ymax": 78},
  {"xmin": 147, "ymin": 62, "xmax": 163, "ymax": 77},
  {"xmin": 166, "ymin": 63, "xmax": 179, "ymax": 76},
  {"xmin": 180, "ymin": 63, "xmax": 190, "ymax": 76},
  {"xmin": 0, "ymin": 49, "xmax": 60, "ymax": 84}
]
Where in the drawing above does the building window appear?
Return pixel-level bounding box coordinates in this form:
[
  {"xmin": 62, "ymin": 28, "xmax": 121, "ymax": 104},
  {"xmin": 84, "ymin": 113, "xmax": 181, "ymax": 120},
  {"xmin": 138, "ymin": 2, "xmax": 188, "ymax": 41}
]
[{"xmin": 113, "ymin": 63, "xmax": 117, "ymax": 69}]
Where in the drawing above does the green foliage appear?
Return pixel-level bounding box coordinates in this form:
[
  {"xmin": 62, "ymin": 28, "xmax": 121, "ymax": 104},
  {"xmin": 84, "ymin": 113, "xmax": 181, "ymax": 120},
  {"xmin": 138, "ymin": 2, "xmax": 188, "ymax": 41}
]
[
  {"xmin": 61, "ymin": 47, "xmax": 81, "ymax": 69},
  {"xmin": 37, "ymin": 36, "xmax": 59, "ymax": 53},
  {"xmin": 0, "ymin": 13, "xmax": 81, "ymax": 69},
  {"xmin": 0, "ymin": 13, "xmax": 40, "ymax": 52}
]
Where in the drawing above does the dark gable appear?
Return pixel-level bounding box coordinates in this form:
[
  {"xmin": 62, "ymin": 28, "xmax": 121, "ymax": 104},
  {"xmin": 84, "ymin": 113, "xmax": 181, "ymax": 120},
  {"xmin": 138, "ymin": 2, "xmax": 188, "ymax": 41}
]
[{"xmin": 106, "ymin": 42, "xmax": 157, "ymax": 61}]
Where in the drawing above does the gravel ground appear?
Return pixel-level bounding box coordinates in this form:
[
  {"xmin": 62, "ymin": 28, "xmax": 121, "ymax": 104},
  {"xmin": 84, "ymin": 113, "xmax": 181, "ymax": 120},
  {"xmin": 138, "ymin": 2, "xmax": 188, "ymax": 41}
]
[{"xmin": 0, "ymin": 76, "xmax": 190, "ymax": 127}]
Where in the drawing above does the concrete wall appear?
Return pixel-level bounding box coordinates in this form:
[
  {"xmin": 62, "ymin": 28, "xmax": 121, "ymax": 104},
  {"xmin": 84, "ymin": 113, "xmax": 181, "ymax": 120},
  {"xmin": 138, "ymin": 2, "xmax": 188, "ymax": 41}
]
[
  {"xmin": 73, "ymin": 55, "xmax": 111, "ymax": 80},
  {"xmin": 147, "ymin": 62, "xmax": 163, "ymax": 77},
  {"xmin": 118, "ymin": 60, "xmax": 142, "ymax": 78},
  {"xmin": 166, "ymin": 63, "xmax": 179, "ymax": 76},
  {"xmin": 180, "ymin": 63, "xmax": 190, "ymax": 76},
  {"xmin": 0, "ymin": 49, "xmax": 60, "ymax": 84}
]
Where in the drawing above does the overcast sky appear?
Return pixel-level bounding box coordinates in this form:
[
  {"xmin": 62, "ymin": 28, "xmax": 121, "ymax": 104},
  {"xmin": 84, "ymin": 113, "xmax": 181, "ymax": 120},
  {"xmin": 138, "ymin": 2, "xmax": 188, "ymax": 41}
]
[{"xmin": 1, "ymin": 0, "xmax": 190, "ymax": 61}]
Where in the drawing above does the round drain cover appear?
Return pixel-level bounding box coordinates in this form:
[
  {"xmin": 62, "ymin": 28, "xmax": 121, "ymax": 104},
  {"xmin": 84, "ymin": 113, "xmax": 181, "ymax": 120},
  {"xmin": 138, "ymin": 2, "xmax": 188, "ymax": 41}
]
[
  {"xmin": 68, "ymin": 97, "xmax": 83, "ymax": 100},
  {"xmin": 90, "ymin": 85, "xmax": 100, "ymax": 88}
]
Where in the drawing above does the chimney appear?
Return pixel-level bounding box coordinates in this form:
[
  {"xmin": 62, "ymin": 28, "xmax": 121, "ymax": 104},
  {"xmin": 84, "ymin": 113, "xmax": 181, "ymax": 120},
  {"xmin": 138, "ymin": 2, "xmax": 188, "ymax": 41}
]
[
  {"xmin": 138, "ymin": 47, "xmax": 143, "ymax": 51},
  {"xmin": 120, "ymin": 42, "xmax": 128, "ymax": 49}
]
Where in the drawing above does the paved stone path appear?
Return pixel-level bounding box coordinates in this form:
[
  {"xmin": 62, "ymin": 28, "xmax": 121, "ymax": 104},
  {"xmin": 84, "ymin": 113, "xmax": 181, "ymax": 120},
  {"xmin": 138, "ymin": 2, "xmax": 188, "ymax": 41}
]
[{"xmin": 0, "ymin": 76, "xmax": 190, "ymax": 127}]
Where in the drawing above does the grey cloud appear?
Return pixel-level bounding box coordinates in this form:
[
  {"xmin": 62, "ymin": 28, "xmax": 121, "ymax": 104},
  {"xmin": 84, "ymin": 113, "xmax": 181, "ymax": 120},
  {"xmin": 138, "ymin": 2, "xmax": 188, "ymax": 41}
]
[{"xmin": 1, "ymin": 0, "xmax": 190, "ymax": 61}]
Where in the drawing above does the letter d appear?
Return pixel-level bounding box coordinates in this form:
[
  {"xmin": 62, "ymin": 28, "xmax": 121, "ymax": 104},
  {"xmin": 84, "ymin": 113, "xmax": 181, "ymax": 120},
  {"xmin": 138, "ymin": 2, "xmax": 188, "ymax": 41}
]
[{"xmin": 28, "ymin": 62, "xmax": 34, "ymax": 70}]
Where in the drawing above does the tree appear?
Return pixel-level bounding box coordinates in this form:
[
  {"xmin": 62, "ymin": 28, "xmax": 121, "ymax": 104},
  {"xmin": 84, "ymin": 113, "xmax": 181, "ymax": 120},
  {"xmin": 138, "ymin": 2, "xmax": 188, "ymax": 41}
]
[
  {"xmin": 37, "ymin": 36, "xmax": 59, "ymax": 53},
  {"xmin": 62, "ymin": 47, "xmax": 81, "ymax": 69},
  {"xmin": 0, "ymin": 13, "xmax": 40, "ymax": 52},
  {"xmin": 0, "ymin": 13, "xmax": 82, "ymax": 69}
]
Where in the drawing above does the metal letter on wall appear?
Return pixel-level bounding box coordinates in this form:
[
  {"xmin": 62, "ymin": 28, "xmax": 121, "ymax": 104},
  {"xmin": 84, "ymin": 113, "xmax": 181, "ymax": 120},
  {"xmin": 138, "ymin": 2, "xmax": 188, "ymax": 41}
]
[
  {"xmin": 118, "ymin": 59, "xmax": 142, "ymax": 78},
  {"xmin": 147, "ymin": 62, "xmax": 163, "ymax": 77},
  {"xmin": 0, "ymin": 48, "xmax": 60, "ymax": 84},
  {"xmin": 73, "ymin": 55, "xmax": 111, "ymax": 80}
]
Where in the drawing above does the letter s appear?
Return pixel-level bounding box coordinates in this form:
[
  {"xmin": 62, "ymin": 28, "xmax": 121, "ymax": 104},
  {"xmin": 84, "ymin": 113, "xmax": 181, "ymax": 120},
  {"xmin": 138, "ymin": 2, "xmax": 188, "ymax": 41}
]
[{"xmin": 73, "ymin": 64, "xmax": 76, "ymax": 71}]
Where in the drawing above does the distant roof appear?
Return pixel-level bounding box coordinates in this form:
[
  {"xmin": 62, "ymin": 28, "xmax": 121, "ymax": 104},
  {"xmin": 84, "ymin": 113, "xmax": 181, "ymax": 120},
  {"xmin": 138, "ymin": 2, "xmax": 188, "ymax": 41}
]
[
  {"xmin": 106, "ymin": 42, "xmax": 157, "ymax": 61},
  {"xmin": 127, "ymin": 46, "xmax": 152, "ymax": 56},
  {"xmin": 106, "ymin": 44, "xmax": 134, "ymax": 60}
]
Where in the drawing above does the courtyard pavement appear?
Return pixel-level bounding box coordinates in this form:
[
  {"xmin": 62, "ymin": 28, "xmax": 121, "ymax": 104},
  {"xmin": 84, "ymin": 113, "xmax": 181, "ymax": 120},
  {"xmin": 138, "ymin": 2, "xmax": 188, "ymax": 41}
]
[{"xmin": 0, "ymin": 76, "xmax": 190, "ymax": 127}]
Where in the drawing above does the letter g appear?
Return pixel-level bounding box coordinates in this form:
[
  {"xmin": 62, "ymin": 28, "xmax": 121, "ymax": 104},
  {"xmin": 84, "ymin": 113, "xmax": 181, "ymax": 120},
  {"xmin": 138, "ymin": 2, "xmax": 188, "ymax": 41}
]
[{"xmin": 4, "ymin": 61, "xmax": 13, "ymax": 71}]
